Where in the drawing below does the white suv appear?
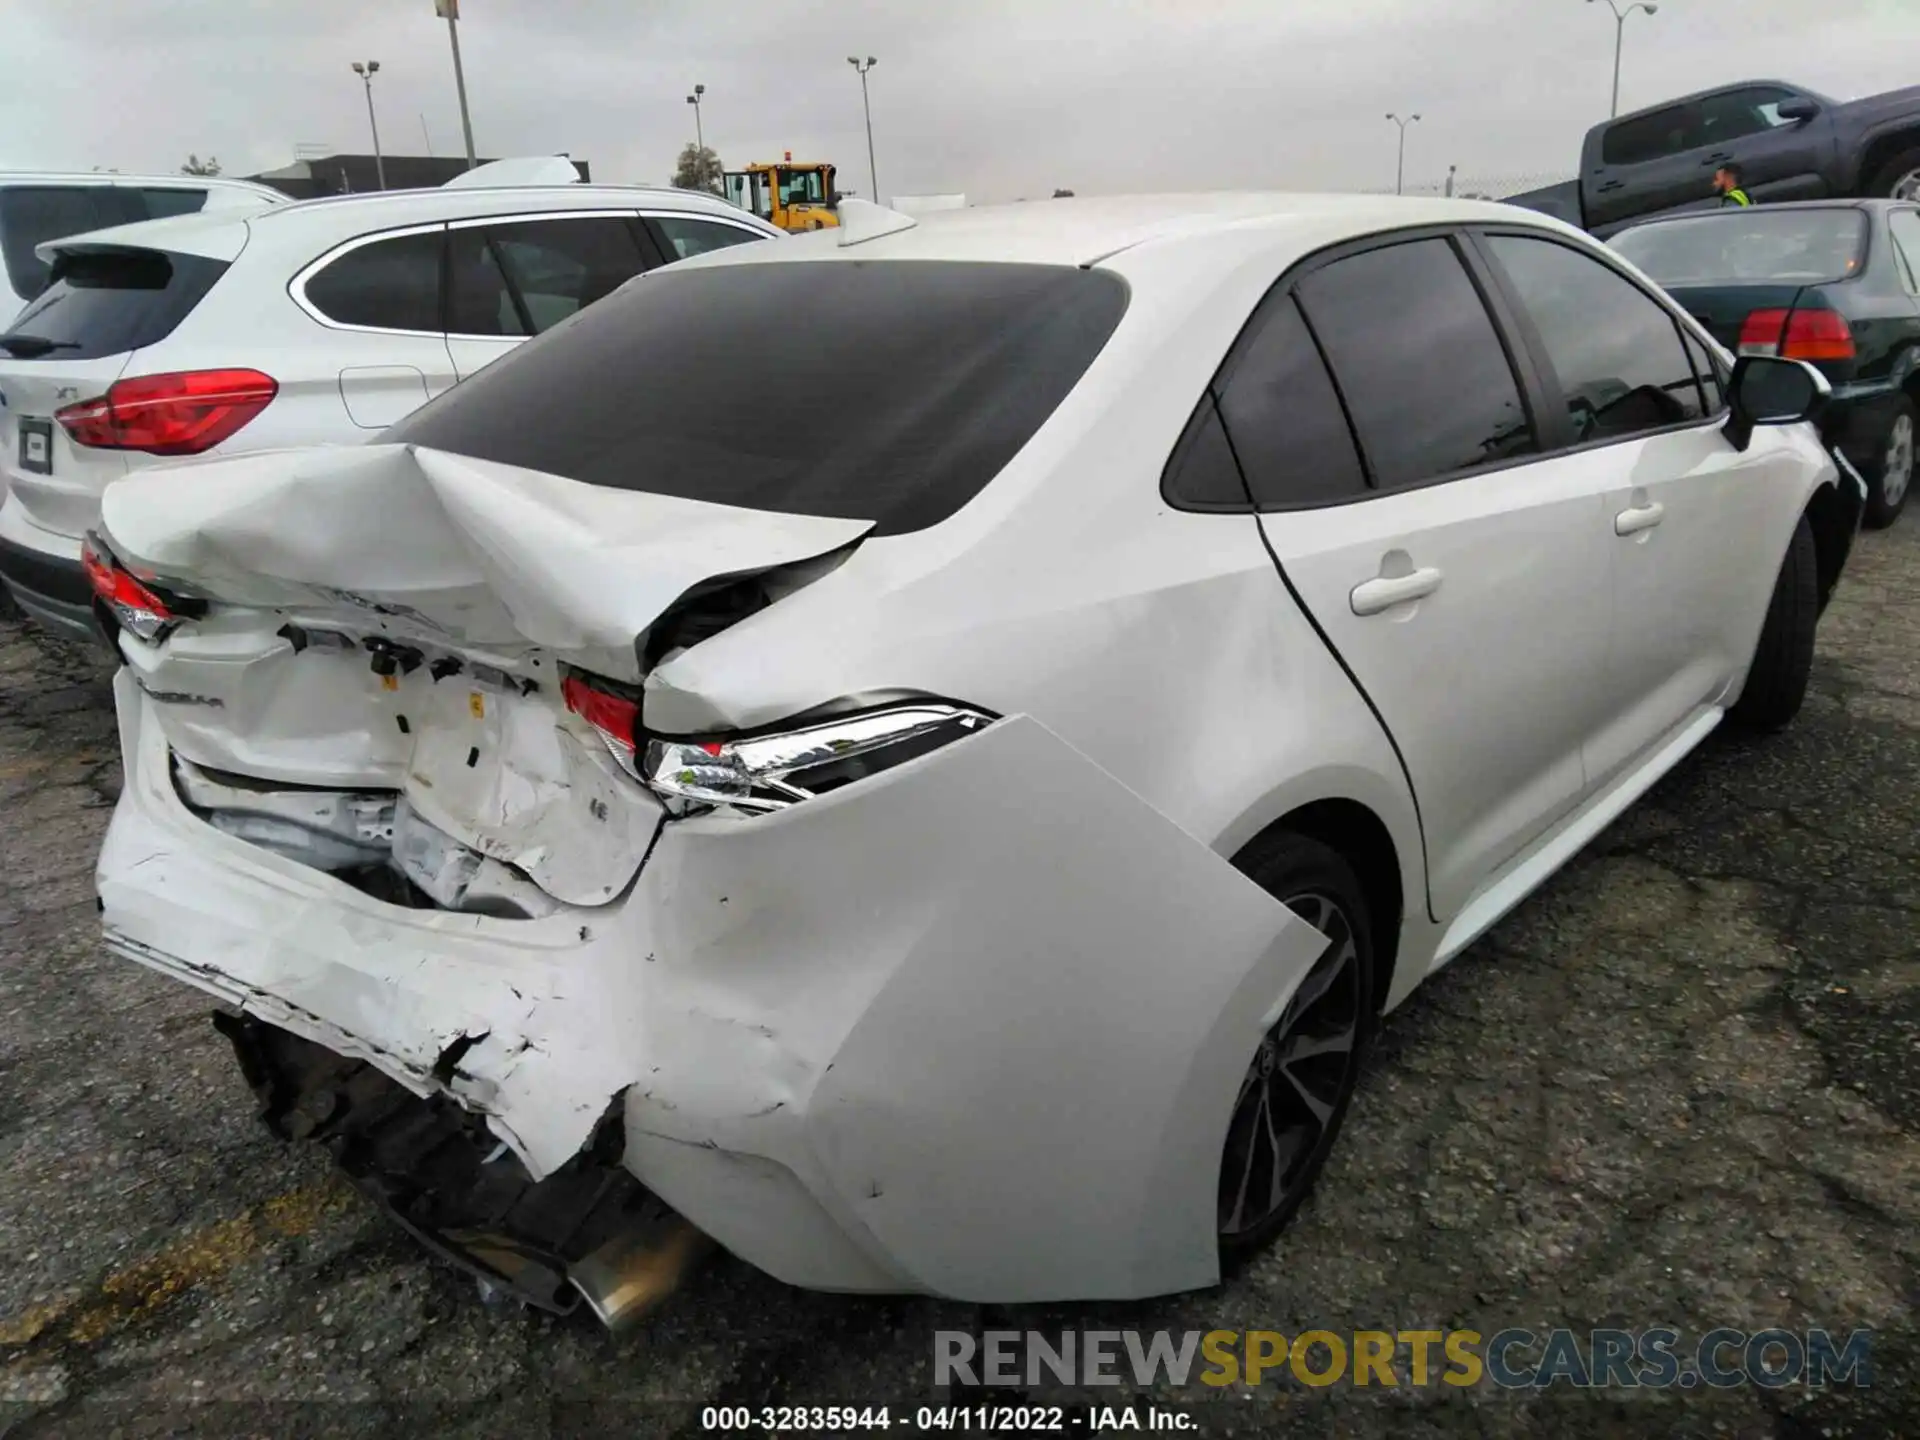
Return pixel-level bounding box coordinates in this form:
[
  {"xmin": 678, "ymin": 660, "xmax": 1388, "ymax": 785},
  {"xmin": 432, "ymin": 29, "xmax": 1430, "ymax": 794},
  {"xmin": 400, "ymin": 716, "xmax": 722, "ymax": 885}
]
[
  {"xmin": 0, "ymin": 171, "xmax": 288, "ymax": 321},
  {"xmin": 0, "ymin": 183, "xmax": 779, "ymax": 643}
]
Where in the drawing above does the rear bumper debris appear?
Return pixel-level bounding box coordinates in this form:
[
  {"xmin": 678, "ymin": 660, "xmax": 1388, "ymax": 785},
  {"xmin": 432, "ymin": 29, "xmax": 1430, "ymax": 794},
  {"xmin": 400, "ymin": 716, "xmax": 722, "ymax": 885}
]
[
  {"xmin": 99, "ymin": 670, "xmax": 1332, "ymax": 1309},
  {"xmin": 214, "ymin": 1009, "xmax": 708, "ymax": 1325}
]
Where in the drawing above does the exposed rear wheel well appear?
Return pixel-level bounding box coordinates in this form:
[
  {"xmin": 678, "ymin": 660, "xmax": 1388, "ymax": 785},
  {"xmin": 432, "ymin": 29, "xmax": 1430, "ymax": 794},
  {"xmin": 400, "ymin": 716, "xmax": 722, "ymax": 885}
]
[
  {"xmin": 1803, "ymin": 482, "xmax": 1852, "ymax": 611},
  {"xmin": 1235, "ymin": 799, "xmax": 1403, "ymax": 1017}
]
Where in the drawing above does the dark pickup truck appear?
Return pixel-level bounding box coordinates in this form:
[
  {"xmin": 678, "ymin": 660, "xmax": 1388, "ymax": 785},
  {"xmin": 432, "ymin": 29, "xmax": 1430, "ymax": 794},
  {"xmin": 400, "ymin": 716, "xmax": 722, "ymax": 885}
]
[{"xmin": 1508, "ymin": 79, "xmax": 1920, "ymax": 237}]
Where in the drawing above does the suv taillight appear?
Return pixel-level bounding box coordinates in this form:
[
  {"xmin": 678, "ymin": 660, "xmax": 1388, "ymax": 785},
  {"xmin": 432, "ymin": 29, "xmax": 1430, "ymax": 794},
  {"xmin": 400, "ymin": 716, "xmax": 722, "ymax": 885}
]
[
  {"xmin": 1737, "ymin": 308, "xmax": 1854, "ymax": 362},
  {"xmin": 57, "ymin": 368, "xmax": 277, "ymax": 456}
]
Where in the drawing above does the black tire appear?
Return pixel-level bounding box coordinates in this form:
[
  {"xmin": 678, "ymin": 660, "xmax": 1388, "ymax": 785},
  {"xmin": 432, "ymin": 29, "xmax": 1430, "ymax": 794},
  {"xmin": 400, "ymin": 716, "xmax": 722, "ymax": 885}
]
[
  {"xmin": 1866, "ymin": 145, "xmax": 1920, "ymax": 201},
  {"xmin": 1728, "ymin": 513, "xmax": 1818, "ymax": 732},
  {"xmin": 1218, "ymin": 831, "xmax": 1376, "ymax": 1261},
  {"xmin": 1861, "ymin": 394, "xmax": 1914, "ymax": 530}
]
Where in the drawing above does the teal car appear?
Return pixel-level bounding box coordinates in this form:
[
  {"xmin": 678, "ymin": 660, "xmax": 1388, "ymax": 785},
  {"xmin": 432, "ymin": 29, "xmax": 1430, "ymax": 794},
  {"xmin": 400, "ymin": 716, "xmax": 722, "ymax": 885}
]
[{"xmin": 1612, "ymin": 200, "xmax": 1920, "ymax": 528}]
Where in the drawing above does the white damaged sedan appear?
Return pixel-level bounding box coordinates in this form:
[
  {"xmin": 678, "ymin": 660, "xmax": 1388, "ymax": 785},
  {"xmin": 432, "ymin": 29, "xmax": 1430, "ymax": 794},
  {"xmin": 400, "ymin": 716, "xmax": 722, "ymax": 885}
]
[{"xmin": 89, "ymin": 195, "xmax": 1858, "ymax": 1324}]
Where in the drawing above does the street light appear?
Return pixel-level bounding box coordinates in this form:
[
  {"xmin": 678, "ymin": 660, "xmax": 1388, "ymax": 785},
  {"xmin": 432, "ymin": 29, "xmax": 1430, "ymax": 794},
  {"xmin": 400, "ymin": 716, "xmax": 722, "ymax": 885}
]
[
  {"xmin": 1386, "ymin": 112, "xmax": 1421, "ymax": 196},
  {"xmin": 433, "ymin": 0, "xmax": 477, "ymax": 170},
  {"xmin": 847, "ymin": 56, "xmax": 878, "ymax": 206},
  {"xmin": 687, "ymin": 83, "xmax": 706, "ymax": 154},
  {"xmin": 1589, "ymin": 0, "xmax": 1659, "ymax": 119},
  {"xmin": 351, "ymin": 61, "xmax": 387, "ymax": 191}
]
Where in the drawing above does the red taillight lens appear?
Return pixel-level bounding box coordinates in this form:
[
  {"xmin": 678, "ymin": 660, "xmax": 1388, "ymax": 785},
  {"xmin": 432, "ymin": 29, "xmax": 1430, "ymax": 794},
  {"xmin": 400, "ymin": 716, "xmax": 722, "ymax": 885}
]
[
  {"xmin": 562, "ymin": 673, "xmax": 640, "ymax": 759},
  {"xmin": 57, "ymin": 368, "xmax": 278, "ymax": 456},
  {"xmin": 1737, "ymin": 309, "xmax": 1789, "ymax": 356},
  {"xmin": 1737, "ymin": 308, "xmax": 1853, "ymax": 362},
  {"xmin": 81, "ymin": 534, "xmax": 177, "ymax": 643}
]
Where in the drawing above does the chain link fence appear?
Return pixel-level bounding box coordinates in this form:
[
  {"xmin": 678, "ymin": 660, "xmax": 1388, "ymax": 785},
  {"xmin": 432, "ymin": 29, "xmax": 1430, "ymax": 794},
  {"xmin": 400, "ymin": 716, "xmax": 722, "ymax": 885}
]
[{"xmin": 1354, "ymin": 171, "xmax": 1574, "ymax": 200}]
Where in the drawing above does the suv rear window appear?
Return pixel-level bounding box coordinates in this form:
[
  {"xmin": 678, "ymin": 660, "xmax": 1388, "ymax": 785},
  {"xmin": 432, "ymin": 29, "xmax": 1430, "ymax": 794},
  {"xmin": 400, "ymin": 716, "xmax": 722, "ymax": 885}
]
[
  {"xmin": 1611, "ymin": 209, "xmax": 1869, "ymax": 286},
  {"xmin": 0, "ymin": 247, "xmax": 229, "ymax": 360},
  {"xmin": 383, "ymin": 260, "xmax": 1130, "ymax": 535}
]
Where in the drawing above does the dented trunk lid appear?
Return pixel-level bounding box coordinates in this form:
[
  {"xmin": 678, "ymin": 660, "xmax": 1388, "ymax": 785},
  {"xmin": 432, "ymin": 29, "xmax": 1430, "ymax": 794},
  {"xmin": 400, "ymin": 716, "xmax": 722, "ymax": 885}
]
[{"xmin": 101, "ymin": 442, "xmax": 873, "ymax": 906}]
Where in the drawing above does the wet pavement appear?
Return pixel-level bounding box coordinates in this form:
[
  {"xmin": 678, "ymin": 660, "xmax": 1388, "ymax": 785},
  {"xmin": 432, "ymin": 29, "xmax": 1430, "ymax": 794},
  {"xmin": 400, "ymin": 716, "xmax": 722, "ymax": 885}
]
[{"xmin": 0, "ymin": 519, "xmax": 1915, "ymax": 1438}]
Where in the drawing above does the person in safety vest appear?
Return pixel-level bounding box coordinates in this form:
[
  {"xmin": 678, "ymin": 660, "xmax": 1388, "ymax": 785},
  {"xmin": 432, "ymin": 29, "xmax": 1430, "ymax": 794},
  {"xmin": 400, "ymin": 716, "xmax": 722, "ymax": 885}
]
[{"xmin": 1714, "ymin": 162, "xmax": 1753, "ymax": 207}]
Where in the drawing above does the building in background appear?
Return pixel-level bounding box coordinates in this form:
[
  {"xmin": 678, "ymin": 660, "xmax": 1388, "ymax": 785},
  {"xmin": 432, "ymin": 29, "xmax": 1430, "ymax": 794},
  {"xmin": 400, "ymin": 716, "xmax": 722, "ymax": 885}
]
[{"xmin": 246, "ymin": 153, "xmax": 590, "ymax": 199}]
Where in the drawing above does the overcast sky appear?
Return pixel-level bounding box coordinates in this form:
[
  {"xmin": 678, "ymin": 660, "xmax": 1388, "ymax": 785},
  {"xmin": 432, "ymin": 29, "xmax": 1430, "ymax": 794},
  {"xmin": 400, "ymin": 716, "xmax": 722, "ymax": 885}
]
[{"xmin": 8, "ymin": 0, "xmax": 1918, "ymax": 201}]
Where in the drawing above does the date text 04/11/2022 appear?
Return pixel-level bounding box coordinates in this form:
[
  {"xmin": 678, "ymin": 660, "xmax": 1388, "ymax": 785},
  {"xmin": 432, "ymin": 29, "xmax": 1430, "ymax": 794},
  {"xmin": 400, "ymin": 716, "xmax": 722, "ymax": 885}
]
[{"xmin": 699, "ymin": 1405, "xmax": 1194, "ymax": 1431}]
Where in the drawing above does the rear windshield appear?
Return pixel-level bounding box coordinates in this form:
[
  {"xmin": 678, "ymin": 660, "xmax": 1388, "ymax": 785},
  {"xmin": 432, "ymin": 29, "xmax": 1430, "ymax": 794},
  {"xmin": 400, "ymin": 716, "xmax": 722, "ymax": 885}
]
[
  {"xmin": 382, "ymin": 260, "xmax": 1130, "ymax": 536},
  {"xmin": 1611, "ymin": 208, "xmax": 1869, "ymax": 286},
  {"xmin": 0, "ymin": 248, "xmax": 229, "ymax": 360}
]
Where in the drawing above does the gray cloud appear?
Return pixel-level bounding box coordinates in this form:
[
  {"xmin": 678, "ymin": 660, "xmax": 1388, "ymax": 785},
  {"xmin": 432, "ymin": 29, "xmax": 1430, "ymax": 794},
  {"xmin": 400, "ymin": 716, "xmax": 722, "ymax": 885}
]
[{"xmin": 6, "ymin": 0, "xmax": 1917, "ymax": 201}]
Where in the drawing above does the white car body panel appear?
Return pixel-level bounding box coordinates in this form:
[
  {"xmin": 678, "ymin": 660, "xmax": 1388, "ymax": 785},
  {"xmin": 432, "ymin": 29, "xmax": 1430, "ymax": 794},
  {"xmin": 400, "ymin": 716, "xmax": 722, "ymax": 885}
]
[
  {"xmin": 102, "ymin": 678, "xmax": 1332, "ymax": 1299},
  {"xmin": 86, "ymin": 192, "xmax": 1846, "ymax": 1305}
]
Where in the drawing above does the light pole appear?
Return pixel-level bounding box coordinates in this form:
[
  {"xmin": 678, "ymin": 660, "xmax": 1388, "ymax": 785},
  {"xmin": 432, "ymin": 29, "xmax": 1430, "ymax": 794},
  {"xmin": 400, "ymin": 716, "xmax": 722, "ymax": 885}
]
[
  {"xmin": 847, "ymin": 56, "xmax": 878, "ymax": 204},
  {"xmin": 1590, "ymin": 0, "xmax": 1659, "ymax": 119},
  {"xmin": 687, "ymin": 83, "xmax": 706, "ymax": 154},
  {"xmin": 435, "ymin": 0, "xmax": 478, "ymax": 170},
  {"xmin": 351, "ymin": 62, "xmax": 387, "ymax": 191},
  {"xmin": 1386, "ymin": 112, "xmax": 1421, "ymax": 195}
]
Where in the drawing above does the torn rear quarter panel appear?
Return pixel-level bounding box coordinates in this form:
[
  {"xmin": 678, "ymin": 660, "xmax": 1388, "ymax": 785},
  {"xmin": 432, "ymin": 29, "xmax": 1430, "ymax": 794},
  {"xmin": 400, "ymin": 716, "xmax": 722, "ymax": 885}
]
[{"xmin": 99, "ymin": 676, "xmax": 1331, "ymax": 1302}]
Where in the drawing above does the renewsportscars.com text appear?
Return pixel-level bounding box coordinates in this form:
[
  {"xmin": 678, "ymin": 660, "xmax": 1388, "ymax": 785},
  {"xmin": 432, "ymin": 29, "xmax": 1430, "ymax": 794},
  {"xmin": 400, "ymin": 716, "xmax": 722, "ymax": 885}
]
[{"xmin": 934, "ymin": 1328, "xmax": 1873, "ymax": 1390}]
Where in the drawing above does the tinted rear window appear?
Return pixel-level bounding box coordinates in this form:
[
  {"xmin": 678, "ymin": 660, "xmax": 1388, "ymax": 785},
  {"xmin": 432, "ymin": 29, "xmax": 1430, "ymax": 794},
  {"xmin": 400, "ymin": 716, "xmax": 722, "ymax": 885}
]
[
  {"xmin": 384, "ymin": 260, "xmax": 1129, "ymax": 535},
  {"xmin": 1612, "ymin": 209, "xmax": 1869, "ymax": 286},
  {"xmin": 1, "ymin": 248, "xmax": 229, "ymax": 360}
]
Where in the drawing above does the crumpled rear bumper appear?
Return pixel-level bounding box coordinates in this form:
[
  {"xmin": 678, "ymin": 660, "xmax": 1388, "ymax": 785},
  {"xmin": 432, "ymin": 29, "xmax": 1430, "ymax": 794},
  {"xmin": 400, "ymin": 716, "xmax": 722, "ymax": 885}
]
[{"xmin": 99, "ymin": 669, "xmax": 1331, "ymax": 1303}]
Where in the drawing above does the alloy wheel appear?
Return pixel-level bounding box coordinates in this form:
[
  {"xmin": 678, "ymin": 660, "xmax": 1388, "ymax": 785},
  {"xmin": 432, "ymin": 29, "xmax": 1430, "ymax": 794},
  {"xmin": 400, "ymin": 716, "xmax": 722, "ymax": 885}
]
[
  {"xmin": 1217, "ymin": 892, "xmax": 1363, "ymax": 1239},
  {"xmin": 1892, "ymin": 169, "xmax": 1920, "ymax": 203},
  {"xmin": 1883, "ymin": 413, "xmax": 1914, "ymax": 510}
]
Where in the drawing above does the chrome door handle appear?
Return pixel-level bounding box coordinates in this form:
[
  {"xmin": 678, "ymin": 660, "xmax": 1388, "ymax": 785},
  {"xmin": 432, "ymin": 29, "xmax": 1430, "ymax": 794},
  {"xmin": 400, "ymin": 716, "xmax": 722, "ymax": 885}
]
[
  {"xmin": 1615, "ymin": 501, "xmax": 1666, "ymax": 536},
  {"xmin": 1350, "ymin": 567, "xmax": 1443, "ymax": 616}
]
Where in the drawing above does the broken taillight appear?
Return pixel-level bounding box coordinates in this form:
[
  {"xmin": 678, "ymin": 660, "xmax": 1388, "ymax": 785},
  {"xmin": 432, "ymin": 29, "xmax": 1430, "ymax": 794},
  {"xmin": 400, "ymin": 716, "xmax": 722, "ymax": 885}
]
[
  {"xmin": 1737, "ymin": 308, "xmax": 1854, "ymax": 362},
  {"xmin": 562, "ymin": 671, "xmax": 995, "ymax": 815},
  {"xmin": 561, "ymin": 672, "xmax": 643, "ymax": 772},
  {"xmin": 82, "ymin": 533, "xmax": 178, "ymax": 643},
  {"xmin": 57, "ymin": 368, "xmax": 278, "ymax": 456}
]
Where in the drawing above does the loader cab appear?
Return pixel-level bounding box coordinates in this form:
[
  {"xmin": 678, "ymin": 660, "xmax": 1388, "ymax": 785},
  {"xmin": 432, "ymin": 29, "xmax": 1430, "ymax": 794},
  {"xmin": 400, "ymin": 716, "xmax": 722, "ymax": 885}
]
[{"xmin": 723, "ymin": 158, "xmax": 839, "ymax": 233}]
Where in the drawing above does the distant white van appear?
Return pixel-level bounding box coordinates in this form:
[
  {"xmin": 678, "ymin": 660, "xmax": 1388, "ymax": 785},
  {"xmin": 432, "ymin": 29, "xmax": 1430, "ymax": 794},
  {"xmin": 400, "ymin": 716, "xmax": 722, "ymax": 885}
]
[{"xmin": 0, "ymin": 172, "xmax": 288, "ymax": 321}]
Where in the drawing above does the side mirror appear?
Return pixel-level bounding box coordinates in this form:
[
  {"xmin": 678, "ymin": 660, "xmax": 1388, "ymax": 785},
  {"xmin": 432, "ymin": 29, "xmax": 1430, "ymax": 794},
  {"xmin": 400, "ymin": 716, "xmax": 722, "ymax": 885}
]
[
  {"xmin": 1724, "ymin": 354, "xmax": 1830, "ymax": 451},
  {"xmin": 1775, "ymin": 96, "xmax": 1821, "ymax": 123}
]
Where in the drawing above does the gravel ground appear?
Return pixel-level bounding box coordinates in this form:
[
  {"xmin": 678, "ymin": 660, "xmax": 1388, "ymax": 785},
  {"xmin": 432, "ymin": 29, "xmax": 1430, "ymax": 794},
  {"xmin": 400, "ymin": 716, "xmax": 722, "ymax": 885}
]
[{"xmin": 0, "ymin": 520, "xmax": 1915, "ymax": 1439}]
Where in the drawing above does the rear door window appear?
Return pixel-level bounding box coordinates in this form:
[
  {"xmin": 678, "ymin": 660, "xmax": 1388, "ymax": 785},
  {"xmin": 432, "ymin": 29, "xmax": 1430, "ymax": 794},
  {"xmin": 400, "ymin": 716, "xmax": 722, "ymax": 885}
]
[
  {"xmin": 1601, "ymin": 104, "xmax": 1701, "ymax": 166},
  {"xmin": 446, "ymin": 227, "xmax": 529, "ymax": 337},
  {"xmin": 302, "ymin": 229, "xmax": 445, "ymax": 333},
  {"xmin": 484, "ymin": 216, "xmax": 648, "ymax": 332},
  {"xmin": 649, "ymin": 215, "xmax": 768, "ymax": 261},
  {"xmin": 1484, "ymin": 234, "xmax": 1707, "ymax": 443},
  {"xmin": 1209, "ymin": 293, "xmax": 1366, "ymax": 508},
  {"xmin": 383, "ymin": 260, "xmax": 1128, "ymax": 535},
  {"xmin": 1294, "ymin": 237, "xmax": 1534, "ymax": 489},
  {"xmin": 0, "ymin": 186, "xmax": 122, "ymax": 302},
  {"xmin": 1, "ymin": 247, "xmax": 230, "ymax": 360}
]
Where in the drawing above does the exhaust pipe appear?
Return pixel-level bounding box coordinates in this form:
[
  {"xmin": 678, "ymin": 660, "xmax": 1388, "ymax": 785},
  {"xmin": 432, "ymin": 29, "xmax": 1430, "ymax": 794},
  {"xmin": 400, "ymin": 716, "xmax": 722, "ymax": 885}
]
[{"xmin": 569, "ymin": 1210, "xmax": 714, "ymax": 1332}]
